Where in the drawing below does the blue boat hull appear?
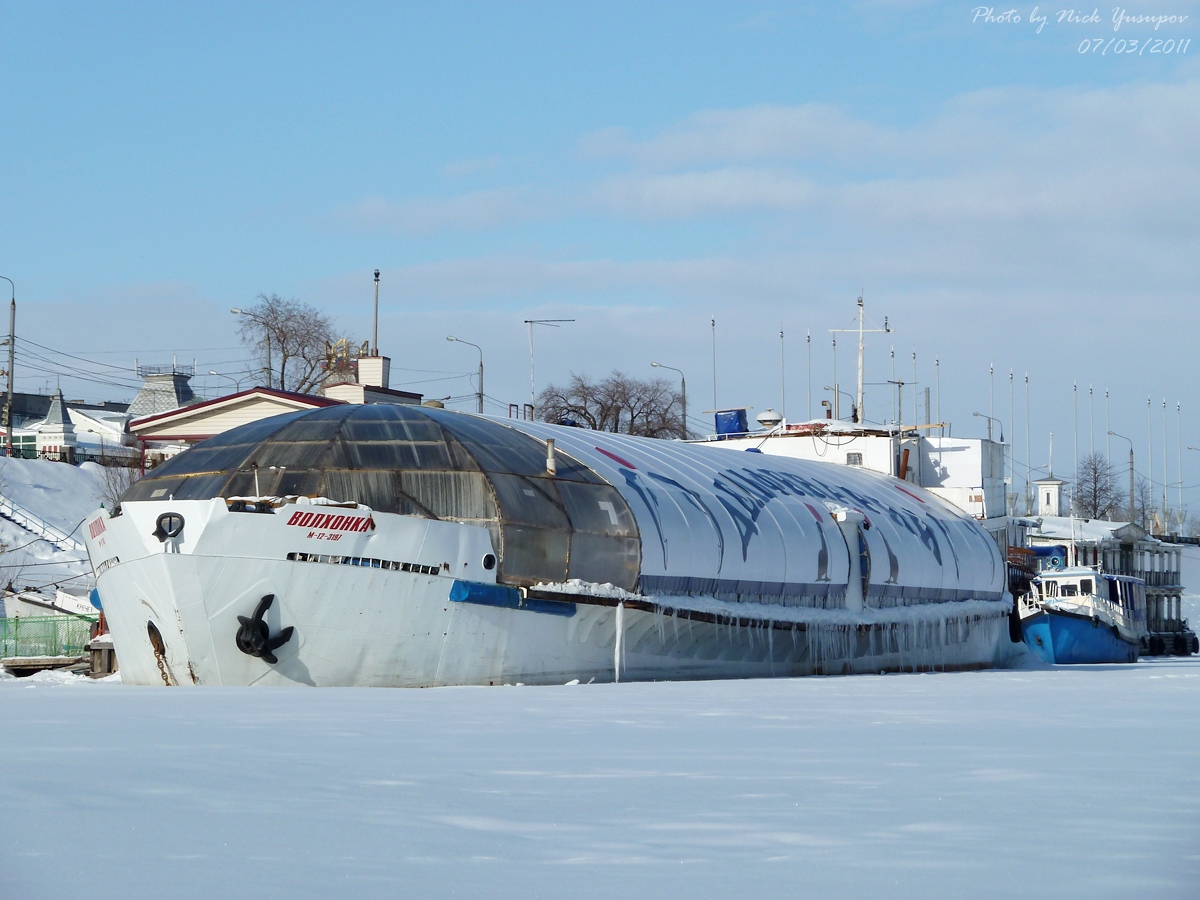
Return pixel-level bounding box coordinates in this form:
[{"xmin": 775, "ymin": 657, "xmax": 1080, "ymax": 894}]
[{"xmin": 1022, "ymin": 610, "xmax": 1139, "ymax": 665}]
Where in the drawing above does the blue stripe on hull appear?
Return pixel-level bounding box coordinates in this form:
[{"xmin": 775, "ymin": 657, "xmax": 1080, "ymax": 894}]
[
  {"xmin": 1021, "ymin": 611, "xmax": 1138, "ymax": 665},
  {"xmin": 449, "ymin": 580, "xmax": 577, "ymax": 617}
]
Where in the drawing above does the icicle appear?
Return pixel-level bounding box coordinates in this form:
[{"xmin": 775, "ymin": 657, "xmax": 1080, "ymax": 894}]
[{"xmin": 614, "ymin": 602, "xmax": 624, "ymax": 683}]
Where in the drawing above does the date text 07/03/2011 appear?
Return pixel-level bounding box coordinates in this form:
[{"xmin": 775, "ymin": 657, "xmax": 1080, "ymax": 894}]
[{"xmin": 1078, "ymin": 36, "xmax": 1190, "ymax": 54}]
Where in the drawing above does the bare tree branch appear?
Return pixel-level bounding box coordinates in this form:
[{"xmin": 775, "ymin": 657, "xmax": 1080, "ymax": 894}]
[
  {"xmin": 236, "ymin": 294, "xmax": 346, "ymax": 394},
  {"xmin": 538, "ymin": 371, "xmax": 684, "ymax": 438}
]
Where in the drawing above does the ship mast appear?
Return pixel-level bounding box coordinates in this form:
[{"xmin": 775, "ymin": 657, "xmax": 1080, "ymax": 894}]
[{"xmin": 830, "ymin": 295, "xmax": 889, "ymax": 424}]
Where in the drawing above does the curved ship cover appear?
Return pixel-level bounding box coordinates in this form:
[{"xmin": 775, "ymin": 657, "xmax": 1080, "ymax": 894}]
[{"xmin": 83, "ymin": 404, "xmax": 1012, "ymax": 686}]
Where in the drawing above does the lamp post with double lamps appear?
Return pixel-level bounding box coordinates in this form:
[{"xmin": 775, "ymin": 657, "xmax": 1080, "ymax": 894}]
[
  {"xmin": 446, "ymin": 336, "xmax": 484, "ymax": 414},
  {"xmin": 208, "ymin": 371, "xmax": 248, "ymax": 394},
  {"xmin": 651, "ymin": 361, "xmax": 687, "ymax": 440}
]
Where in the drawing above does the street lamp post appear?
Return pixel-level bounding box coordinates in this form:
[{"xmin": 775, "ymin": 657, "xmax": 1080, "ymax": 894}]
[
  {"xmin": 651, "ymin": 362, "xmax": 687, "ymax": 440},
  {"xmin": 972, "ymin": 411, "xmax": 1003, "ymax": 443},
  {"xmin": 523, "ymin": 318, "xmax": 574, "ymax": 417},
  {"xmin": 231, "ymin": 308, "xmax": 271, "ymax": 389},
  {"xmin": 1109, "ymin": 430, "xmax": 1135, "ymax": 524},
  {"xmin": 0, "ymin": 275, "xmax": 13, "ymax": 455},
  {"xmin": 446, "ymin": 336, "xmax": 484, "ymax": 414}
]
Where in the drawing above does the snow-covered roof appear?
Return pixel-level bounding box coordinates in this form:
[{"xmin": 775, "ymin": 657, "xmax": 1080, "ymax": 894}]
[
  {"xmin": 1031, "ymin": 516, "xmax": 1146, "ymax": 544},
  {"xmin": 35, "ymin": 389, "xmax": 75, "ymax": 433},
  {"xmin": 130, "ymin": 387, "xmax": 342, "ymax": 442}
]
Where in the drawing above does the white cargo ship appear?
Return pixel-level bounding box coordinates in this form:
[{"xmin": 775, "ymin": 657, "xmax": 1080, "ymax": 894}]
[{"xmin": 83, "ymin": 405, "xmax": 1012, "ymax": 686}]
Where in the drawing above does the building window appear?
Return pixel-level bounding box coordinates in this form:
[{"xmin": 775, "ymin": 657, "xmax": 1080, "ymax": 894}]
[{"xmin": 846, "ymin": 452, "xmax": 863, "ymax": 466}]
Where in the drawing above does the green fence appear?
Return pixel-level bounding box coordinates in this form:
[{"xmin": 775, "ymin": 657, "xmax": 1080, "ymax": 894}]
[{"xmin": 0, "ymin": 615, "xmax": 98, "ymax": 658}]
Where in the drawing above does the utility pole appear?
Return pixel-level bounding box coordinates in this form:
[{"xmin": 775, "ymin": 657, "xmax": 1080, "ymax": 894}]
[
  {"xmin": 779, "ymin": 327, "xmax": 785, "ymax": 418},
  {"xmin": 806, "ymin": 330, "xmax": 812, "ymax": 420},
  {"xmin": 1177, "ymin": 402, "xmax": 1184, "ymax": 524},
  {"xmin": 1163, "ymin": 398, "xmax": 1169, "ymax": 523},
  {"xmin": 1025, "ymin": 373, "xmax": 1031, "ymax": 514},
  {"xmin": 1147, "ymin": 397, "xmax": 1153, "ymax": 523},
  {"xmin": 711, "ymin": 318, "xmax": 717, "ymax": 410},
  {"xmin": 0, "ymin": 276, "xmax": 14, "ymax": 456},
  {"xmin": 1009, "ymin": 369, "xmax": 1015, "ymax": 514}
]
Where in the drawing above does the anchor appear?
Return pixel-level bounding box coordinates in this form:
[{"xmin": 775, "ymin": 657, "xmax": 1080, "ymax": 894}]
[{"xmin": 235, "ymin": 594, "xmax": 294, "ymax": 664}]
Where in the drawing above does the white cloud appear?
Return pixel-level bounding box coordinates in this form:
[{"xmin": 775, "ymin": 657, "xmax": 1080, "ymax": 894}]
[
  {"xmin": 590, "ymin": 168, "xmax": 819, "ymax": 218},
  {"xmin": 334, "ymin": 187, "xmax": 547, "ymax": 234},
  {"xmin": 579, "ymin": 103, "xmax": 882, "ymax": 168},
  {"xmin": 577, "ymin": 81, "xmax": 1200, "ymax": 249}
]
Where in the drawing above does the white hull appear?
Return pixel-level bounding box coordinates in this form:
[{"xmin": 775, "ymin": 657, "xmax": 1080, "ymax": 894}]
[{"xmin": 89, "ymin": 499, "xmax": 1010, "ymax": 687}]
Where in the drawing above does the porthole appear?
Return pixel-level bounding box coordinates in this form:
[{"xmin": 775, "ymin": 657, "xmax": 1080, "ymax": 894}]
[{"xmin": 482, "ymin": 554, "xmax": 496, "ymax": 570}]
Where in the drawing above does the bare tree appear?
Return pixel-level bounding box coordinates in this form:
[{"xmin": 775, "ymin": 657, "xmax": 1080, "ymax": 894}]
[
  {"xmin": 1072, "ymin": 453, "xmax": 1122, "ymax": 520},
  {"xmin": 0, "ymin": 535, "xmax": 30, "ymax": 596},
  {"xmin": 235, "ymin": 294, "xmax": 344, "ymax": 393},
  {"xmin": 95, "ymin": 441, "xmax": 142, "ymax": 510},
  {"xmin": 1132, "ymin": 476, "xmax": 1156, "ymax": 531},
  {"xmin": 538, "ymin": 371, "xmax": 685, "ymax": 439}
]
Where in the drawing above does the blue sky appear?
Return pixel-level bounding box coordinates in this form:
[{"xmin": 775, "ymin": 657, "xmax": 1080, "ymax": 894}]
[{"xmin": 2, "ymin": 1, "xmax": 1198, "ymax": 512}]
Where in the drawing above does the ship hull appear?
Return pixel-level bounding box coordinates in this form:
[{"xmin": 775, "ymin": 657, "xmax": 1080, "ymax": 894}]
[
  {"xmin": 91, "ymin": 501, "xmax": 1010, "ymax": 687},
  {"xmin": 1021, "ymin": 609, "xmax": 1140, "ymax": 665}
]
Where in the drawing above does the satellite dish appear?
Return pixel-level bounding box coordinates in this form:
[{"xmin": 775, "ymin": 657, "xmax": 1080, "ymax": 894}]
[{"xmin": 756, "ymin": 409, "xmax": 784, "ymax": 429}]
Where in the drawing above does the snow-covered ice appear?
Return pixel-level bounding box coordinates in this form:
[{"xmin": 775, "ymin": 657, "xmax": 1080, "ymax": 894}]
[{"xmin": 2, "ymin": 660, "xmax": 1198, "ymax": 899}]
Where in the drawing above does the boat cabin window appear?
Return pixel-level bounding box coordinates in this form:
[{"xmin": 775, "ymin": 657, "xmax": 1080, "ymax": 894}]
[
  {"xmin": 1079, "ymin": 578, "xmax": 1092, "ymax": 595},
  {"xmin": 1044, "ymin": 581, "xmax": 1059, "ymax": 597},
  {"xmin": 1060, "ymin": 583, "xmax": 1077, "ymax": 596}
]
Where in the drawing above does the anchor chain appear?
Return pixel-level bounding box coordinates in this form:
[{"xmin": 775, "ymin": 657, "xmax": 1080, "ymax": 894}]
[
  {"xmin": 147, "ymin": 622, "xmax": 173, "ymax": 686},
  {"xmin": 153, "ymin": 644, "xmax": 172, "ymax": 686}
]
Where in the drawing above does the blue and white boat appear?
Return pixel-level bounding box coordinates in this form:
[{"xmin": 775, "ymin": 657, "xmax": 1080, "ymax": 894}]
[{"xmin": 1019, "ymin": 565, "xmax": 1147, "ymax": 664}]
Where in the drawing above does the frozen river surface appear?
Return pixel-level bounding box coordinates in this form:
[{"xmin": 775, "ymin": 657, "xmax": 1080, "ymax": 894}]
[{"xmin": 2, "ymin": 659, "xmax": 1199, "ymax": 899}]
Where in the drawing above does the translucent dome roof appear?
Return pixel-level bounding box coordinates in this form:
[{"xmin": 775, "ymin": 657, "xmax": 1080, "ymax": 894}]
[{"xmin": 123, "ymin": 403, "xmax": 641, "ymax": 589}]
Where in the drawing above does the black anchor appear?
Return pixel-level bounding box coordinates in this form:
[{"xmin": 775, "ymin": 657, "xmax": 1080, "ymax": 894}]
[{"xmin": 235, "ymin": 594, "xmax": 294, "ymax": 664}]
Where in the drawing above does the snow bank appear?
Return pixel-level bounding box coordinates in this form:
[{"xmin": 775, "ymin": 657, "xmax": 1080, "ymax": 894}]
[
  {"xmin": 0, "ymin": 457, "xmax": 102, "ymax": 593},
  {"xmin": 0, "ymin": 456, "xmax": 105, "ymax": 534}
]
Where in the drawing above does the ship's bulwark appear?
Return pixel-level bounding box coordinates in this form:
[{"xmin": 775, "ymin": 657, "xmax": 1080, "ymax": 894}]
[{"xmin": 85, "ymin": 405, "xmax": 1012, "ymax": 686}]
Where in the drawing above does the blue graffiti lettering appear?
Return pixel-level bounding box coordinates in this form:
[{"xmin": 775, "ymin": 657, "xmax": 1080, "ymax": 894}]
[{"xmin": 647, "ymin": 472, "xmax": 726, "ymax": 573}]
